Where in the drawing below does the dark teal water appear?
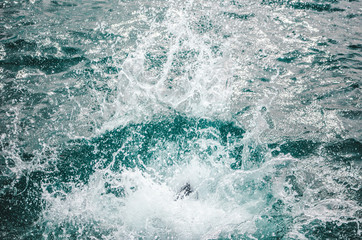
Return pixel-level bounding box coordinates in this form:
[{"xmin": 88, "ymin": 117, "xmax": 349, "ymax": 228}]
[{"xmin": 0, "ymin": 0, "xmax": 361, "ymax": 239}]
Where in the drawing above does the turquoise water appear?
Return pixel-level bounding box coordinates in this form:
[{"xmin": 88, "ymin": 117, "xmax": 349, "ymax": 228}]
[{"xmin": 0, "ymin": 0, "xmax": 361, "ymax": 239}]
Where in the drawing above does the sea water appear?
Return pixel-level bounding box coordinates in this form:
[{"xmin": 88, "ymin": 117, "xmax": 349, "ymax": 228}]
[{"xmin": 0, "ymin": 0, "xmax": 361, "ymax": 239}]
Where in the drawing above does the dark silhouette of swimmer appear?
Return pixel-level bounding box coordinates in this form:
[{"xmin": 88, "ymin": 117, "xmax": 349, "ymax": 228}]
[{"xmin": 176, "ymin": 183, "xmax": 193, "ymax": 200}]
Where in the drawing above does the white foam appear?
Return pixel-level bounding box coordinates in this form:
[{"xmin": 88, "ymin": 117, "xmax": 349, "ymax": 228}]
[
  {"xmin": 97, "ymin": 2, "xmax": 236, "ymax": 134},
  {"xmin": 41, "ymin": 143, "xmax": 295, "ymax": 238}
]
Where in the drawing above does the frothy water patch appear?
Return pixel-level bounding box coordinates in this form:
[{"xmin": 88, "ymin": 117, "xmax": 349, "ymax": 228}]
[
  {"xmin": 13, "ymin": 116, "xmax": 356, "ymax": 239},
  {"xmin": 39, "ymin": 120, "xmax": 292, "ymax": 239},
  {"xmin": 99, "ymin": 5, "xmax": 237, "ymax": 132}
]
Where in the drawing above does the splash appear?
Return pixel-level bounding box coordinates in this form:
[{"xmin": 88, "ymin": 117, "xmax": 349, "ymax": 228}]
[{"xmin": 0, "ymin": 0, "xmax": 361, "ymax": 239}]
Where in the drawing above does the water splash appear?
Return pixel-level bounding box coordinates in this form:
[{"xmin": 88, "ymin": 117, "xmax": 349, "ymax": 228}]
[{"xmin": 0, "ymin": 0, "xmax": 361, "ymax": 239}]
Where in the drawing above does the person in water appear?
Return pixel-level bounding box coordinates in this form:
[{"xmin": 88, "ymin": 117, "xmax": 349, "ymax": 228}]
[{"xmin": 175, "ymin": 183, "xmax": 197, "ymax": 200}]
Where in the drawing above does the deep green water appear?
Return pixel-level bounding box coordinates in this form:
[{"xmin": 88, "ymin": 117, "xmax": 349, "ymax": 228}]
[{"xmin": 0, "ymin": 0, "xmax": 361, "ymax": 239}]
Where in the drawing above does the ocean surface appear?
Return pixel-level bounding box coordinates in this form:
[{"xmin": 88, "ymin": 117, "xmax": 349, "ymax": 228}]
[{"xmin": 0, "ymin": 0, "xmax": 361, "ymax": 239}]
